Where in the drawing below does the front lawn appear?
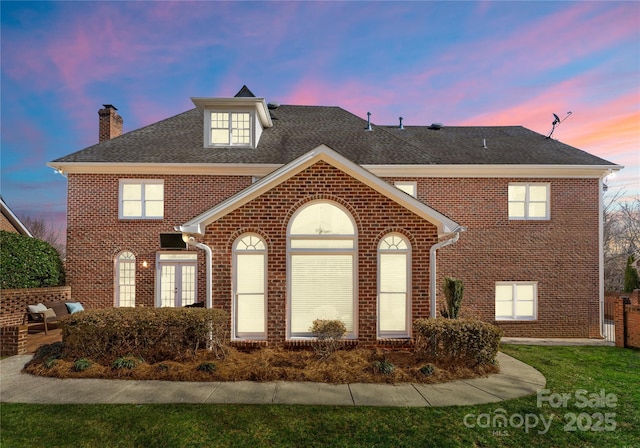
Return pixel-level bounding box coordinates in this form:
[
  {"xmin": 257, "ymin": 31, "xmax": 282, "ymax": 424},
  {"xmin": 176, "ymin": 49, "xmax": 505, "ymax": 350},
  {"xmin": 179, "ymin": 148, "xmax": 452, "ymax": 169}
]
[{"xmin": 2, "ymin": 345, "xmax": 639, "ymax": 447}]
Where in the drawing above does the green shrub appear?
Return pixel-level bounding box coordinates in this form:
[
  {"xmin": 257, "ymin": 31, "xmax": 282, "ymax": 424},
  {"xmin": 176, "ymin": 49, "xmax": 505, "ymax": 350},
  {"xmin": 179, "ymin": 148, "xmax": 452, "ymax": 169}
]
[
  {"xmin": 72, "ymin": 358, "xmax": 92, "ymax": 372},
  {"xmin": 61, "ymin": 307, "xmax": 229, "ymax": 364},
  {"xmin": 197, "ymin": 362, "xmax": 217, "ymax": 373},
  {"xmin": 309, "ymin": 319, "xmax": 347, "ymax": 358},
  {"xmin": 44, "ymin": 356, "xmax": 60, "ymax": 369},
  {"xmin": 373, "ymin": 359, "xmax": 395, "ymax": 375},
  {"xmin": 419, "ymin": 364, "xmax": 435, "ymax": 376},
  {"xmin": 440, "ymin": 276, "xmax": 464, "ymax": 319},
  {"xmin": 0, "ymin": 230, "xmax": 65, "ymax": 289},
  {"xmin": 413, "ymin": 318, "xmax": 503, "ymax": 367},
  {"xmin": 623, "ymin": 255, "xmax": 639, "ymax": 293},
  {"xmin": 111, "ymin": 355, "xmax": 143, "ymax": 370}
]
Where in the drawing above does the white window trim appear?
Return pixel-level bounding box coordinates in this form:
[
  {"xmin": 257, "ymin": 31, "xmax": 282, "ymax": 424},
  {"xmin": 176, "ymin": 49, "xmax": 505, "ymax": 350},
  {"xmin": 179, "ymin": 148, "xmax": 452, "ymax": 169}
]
[
  {"xmin": 286, "ymin": 200, "xmax": 358, "ymax": 340},
  {"xmin": 495, "ymin": 281, "xmax": 538, "ymax": 321},
  {"xmin": 114, "ymin": 251, "xmax": 136, "ymax": 307},
  {"xmin": 204, "ymin": 109, "xmax": 255, "ymax": 148},
  {"xmin": 118, "ymin": 179, "xmax": 164, "ymax": 220},
  {"xmin": 377, "ymin": 233, "xmax": 411, "ymax": 338},
  {"xmin": 232, "ymin": 233, "xmax": 267, "ymax": 340},
  {"xmin": 508, "ymin": 182, "xmax": 550, "ymax": 220},
  {"xmin": 394, "ymin": 181, "xmax": 417, "ymax": 197}
]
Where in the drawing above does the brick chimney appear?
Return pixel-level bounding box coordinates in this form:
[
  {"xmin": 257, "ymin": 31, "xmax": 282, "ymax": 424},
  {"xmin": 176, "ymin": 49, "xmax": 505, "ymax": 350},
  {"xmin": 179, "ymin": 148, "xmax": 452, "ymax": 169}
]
[{"xmin": 98, "ymin": 104, "xmax": 123, "ymax": 142}]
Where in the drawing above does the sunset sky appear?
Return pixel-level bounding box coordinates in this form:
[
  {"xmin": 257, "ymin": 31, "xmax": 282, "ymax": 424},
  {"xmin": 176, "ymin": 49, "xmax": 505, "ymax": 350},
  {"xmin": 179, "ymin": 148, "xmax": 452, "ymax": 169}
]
[{"xmin": 1, "ymin": 1, "xmax": 638, "ymax": 239}]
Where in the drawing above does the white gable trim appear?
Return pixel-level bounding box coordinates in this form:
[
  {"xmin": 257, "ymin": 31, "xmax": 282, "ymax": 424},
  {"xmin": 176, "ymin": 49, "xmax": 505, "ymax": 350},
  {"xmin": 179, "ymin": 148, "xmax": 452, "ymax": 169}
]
[
  {"xmin": 177, "ymin": 145, "xmax": 461, "ymax": 236},
  {"xmin": 0, "ymin": 197, "xmax": 33, "ymax": 237}
]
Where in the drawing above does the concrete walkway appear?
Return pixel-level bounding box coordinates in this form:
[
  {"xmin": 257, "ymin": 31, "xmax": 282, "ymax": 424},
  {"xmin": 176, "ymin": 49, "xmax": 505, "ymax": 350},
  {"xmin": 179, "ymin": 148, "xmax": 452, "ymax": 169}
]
[
  {"xmin": 501, "ymin": 337, "xmax": 614, "ymax": 346},
  {"xmin": 0, "ymin": 352, "xmax": 545, "ymax": 407}
]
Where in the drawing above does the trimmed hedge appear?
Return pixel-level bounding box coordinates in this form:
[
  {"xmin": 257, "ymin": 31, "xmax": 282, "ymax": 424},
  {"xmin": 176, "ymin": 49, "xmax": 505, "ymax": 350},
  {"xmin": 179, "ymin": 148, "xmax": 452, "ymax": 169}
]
[
  {"xmin": 0, "ymin": 230, "xmax": 65, "ymax": 289},
  {"xmin": 413, "ymin": 318, "xmax": 503, "ymax": 367},
  {"xmin": 61, "ymin": 307, "xmax": 229, "ymax": 363}
]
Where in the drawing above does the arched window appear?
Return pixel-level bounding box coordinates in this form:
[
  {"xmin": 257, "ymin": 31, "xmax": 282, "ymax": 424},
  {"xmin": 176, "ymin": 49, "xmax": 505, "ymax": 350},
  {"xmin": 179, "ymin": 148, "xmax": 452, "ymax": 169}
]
[
  {"xmin": 233, "ymin": 234, "xmax": 267, "ymax": 339},
  {"xmin": 115, "ymin": 251, "xmax": 136, "ymax": 307},
  {"xmin": 378, "ymin": 234, "xmax": 411, "ymax": 337},
  {"xmin": 288, "ymin": 201, "xmax": 356, "ymax": 338}
]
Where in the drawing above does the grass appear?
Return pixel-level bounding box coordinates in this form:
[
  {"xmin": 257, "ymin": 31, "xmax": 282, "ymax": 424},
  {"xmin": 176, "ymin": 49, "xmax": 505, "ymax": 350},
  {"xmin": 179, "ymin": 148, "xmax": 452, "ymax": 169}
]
[{"xmin": 2, "ymin": 345, "xmax": 639, "ymax": 447}]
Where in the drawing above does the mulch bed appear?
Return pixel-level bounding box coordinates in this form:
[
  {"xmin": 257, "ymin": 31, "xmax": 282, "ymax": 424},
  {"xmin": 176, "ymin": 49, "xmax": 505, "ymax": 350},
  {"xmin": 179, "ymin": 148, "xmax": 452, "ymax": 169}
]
[{"xmin": 24, "ymin": 344, "xmax": 499, "ymax": 384}]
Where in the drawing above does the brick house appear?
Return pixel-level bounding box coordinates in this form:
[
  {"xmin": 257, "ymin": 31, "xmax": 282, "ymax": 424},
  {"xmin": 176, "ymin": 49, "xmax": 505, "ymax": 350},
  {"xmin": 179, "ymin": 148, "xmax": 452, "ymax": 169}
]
[{"xmin": 48, "ymin": 86, "xmax": 621, "ymax": 345}]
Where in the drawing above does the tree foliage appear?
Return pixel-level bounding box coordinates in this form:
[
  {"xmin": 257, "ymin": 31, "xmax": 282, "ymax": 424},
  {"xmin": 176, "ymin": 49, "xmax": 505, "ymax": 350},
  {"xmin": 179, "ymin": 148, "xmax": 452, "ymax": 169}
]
[
  {"xmin": 623, "ymin": 255, "xmax": 639, "ymax": 293},
  {"xmin": 603, "ymin": 194, "xmax": 639, "ymax": 292},
  {"xmin": 0, "ymin": 230, "xmax": 65, "ymax": 289},
  {"xmin": 18, "ymin": 214, "xmax": 66, "ymax": 258}
]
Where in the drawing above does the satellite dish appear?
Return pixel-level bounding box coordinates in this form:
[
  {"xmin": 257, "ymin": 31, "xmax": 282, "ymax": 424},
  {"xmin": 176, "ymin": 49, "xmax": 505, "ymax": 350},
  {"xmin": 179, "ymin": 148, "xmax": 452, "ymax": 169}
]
[{"xmin": 547, "ymin": 112, "xmax": 573, "ymax": 139}]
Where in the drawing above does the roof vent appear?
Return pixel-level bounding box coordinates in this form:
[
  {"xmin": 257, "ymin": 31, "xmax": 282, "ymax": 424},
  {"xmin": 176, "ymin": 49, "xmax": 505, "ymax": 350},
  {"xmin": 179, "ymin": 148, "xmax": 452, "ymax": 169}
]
[
  {"xmin": 398, "ymin": 117, "xmax": 404, "ymax": 130},
  {"xmin": 429, "ymin": 123, "xmax": 443, "ymax": 130},
  {"xmin": 366, "ymin": 112, "xmax": 372, "ymax": 131},
  {"xmin": 267, "ymin": 102, "xmax": 280, "ymax": 110}
]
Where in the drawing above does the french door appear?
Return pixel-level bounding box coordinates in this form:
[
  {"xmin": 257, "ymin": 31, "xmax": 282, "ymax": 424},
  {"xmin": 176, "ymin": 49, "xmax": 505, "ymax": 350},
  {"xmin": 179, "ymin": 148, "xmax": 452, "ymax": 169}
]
[{"xmin": 157, "ymin": 253, "xmax": 197, "ymax": 307}]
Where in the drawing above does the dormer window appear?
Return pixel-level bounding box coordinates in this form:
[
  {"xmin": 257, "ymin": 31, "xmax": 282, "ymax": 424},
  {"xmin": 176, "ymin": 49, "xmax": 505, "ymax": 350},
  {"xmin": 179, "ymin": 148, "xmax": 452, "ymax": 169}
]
[
  {"xmin": 209, "ymin": 111, "xmax": 252, "ymax": 146},
  {"xmin": 192, "ymin": 87, "xmax": 273, "ymax": 150}
]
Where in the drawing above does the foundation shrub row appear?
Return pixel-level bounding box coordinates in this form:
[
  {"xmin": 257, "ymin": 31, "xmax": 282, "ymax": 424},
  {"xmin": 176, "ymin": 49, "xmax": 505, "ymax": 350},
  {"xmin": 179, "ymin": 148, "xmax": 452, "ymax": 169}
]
[
  {"xmin": 61, "ymin": 307, "xmax": 229, "ymax": 364},
  {"xmin": 413, "ymin": 318, "xmax": 503, "ymax": 367}
]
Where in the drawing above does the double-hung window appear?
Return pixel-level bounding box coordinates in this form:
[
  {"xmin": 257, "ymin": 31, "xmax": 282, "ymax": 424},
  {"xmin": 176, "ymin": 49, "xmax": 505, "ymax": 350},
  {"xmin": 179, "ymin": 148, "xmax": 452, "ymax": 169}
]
[
  {"xmin": 119, "ymin": 180, "xmax": 164, "ymax": 219},
  {"xmin": 495, "ymin": 282, "xmax": 537, "ymax": 320},
  {"xmin": 508, "ymin": 183, "xmax": 550, "ymax": 220},
  {"xmin": 209, "ymin": 111, "xmax": 252, "ymax": 146}
]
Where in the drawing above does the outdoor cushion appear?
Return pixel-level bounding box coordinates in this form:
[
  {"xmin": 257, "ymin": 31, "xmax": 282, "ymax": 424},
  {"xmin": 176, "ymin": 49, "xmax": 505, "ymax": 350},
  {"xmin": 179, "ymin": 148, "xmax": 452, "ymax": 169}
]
[
  {"xmin": 66, "ymin": 302, "xmax": 85, "ymax": 314},
  {"xmin": 27, "ymin": 303, "xmax": 47, "ymax": 314},
  {"xmin": 43, "ymin": 308, "xmax": 57, "ymax": 319},
  {"xmin": 44, "ymin": 301, "xmax": 71, "ymax": 318}
]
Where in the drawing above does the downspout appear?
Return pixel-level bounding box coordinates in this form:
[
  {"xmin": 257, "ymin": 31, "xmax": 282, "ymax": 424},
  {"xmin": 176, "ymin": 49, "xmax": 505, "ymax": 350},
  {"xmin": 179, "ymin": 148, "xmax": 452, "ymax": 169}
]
[
  {"xmin": 183, "ymin": 236, "xmax": 213, "ymax": 309},
  {"xmin": 598, "ymin": 172, "xmax": 609, "ymax": 338},
  {"xmin": 429, "ymin": 230, "xmax": 462, "ymax": 318}
]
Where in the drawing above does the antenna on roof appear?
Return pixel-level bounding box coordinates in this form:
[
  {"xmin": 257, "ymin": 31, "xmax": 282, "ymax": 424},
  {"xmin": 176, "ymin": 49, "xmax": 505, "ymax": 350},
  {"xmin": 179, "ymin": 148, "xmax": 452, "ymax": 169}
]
[
  {"xmin": 546, "ymin": 111, "xmax": 572, "ymax": 139},
  {"xmin": 366, "ymin": 112, "xmax": 372, "ymax": 131}
]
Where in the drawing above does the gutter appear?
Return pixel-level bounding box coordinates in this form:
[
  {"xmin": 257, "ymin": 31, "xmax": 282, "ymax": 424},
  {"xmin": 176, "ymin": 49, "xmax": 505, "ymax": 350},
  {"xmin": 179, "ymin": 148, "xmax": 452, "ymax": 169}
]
[{"xmin": 429, "ymin": 228, "xmax": 465, "ymax": 318}]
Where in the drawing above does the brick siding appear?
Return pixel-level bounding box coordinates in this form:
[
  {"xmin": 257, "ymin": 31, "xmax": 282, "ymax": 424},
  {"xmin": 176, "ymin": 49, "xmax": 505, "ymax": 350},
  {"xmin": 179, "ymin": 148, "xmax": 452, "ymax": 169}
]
[
  {"xmin": 64, "ymin": 165, "xmax": 601, "ymax": 343},
  {"xmin": 410, "ymin": 177, "xmax": 601, "ymax": 338}
]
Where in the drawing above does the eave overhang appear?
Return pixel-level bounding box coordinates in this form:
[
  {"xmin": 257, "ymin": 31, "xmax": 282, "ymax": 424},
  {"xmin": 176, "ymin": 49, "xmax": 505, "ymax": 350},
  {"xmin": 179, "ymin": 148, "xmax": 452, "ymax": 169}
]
[{"xmin": 47, "ymin": 161, "xmax": 623, "ymax": 179}]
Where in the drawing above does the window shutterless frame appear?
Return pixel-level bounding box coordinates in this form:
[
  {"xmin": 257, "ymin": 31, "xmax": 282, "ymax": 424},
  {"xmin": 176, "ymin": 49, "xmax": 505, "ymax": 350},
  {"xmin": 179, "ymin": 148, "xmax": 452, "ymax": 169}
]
[
  {"xmin": 205, "ymin": 110, "xmax": 254, "ymax": 148},
  {"xmin": 232, "ymin": 234, "xmax": 267, "ymax": 340},
  {"xmin": 377, "ymin": 233, "xmax": 411, "ymax": 338},
  {"xmin": 118, "ymin": 179, "xmax": 164, "ymax": 219},
  {"xmin": 508, "ymin": 183, "xmax": 550, "ymax": 220},
  {"xmin": 286, "ymin": 201, "xmax": 358, "ymax": 339},
  {"xmin": 495, "ymin": 281, "xmax": 538, "ymax": 320}
]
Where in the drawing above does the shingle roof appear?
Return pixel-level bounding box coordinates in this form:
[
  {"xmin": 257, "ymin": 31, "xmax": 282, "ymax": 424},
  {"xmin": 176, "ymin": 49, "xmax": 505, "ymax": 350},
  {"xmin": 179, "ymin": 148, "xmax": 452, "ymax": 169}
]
[{"xmin": 52, "ymin": 104, "xmax": 616, "ymax": 167}]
